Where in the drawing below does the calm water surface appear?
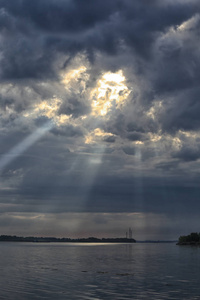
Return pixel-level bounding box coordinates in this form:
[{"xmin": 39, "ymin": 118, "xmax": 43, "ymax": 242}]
[{"xmin": 0, "ymin": 242, "xmax": 200, "ymax": 299}]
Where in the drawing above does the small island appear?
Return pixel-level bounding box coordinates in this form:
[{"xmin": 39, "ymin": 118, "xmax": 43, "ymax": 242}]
[
  {"xmin": 177, "ymin": 232, "xmax": 200, "ymax": 245},
  {"xmin": 0, "ymin": 235, "xmax": 136, "ymax": 243}
]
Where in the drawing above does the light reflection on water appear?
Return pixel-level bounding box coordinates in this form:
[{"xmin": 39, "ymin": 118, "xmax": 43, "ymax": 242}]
[{"xmin": 0, "ymin": 242, "xmax": 200, "ymax": 299}]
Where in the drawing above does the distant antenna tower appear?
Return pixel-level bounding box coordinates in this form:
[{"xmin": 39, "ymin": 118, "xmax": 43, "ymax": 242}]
[{"xmin": 128, "ymin": 227, "xmax": 132, "ymax": 239}]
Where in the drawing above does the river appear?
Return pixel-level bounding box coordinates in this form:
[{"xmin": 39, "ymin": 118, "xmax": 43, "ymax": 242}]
[{"xmin": 0, "ymin": 242, "xmax": 199, "ymax": 299}]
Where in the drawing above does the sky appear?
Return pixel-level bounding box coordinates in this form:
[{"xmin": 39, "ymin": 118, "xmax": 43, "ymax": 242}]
[{"xmin": 0, "ymin": 0, "xmax": 200, "ymax": 240}]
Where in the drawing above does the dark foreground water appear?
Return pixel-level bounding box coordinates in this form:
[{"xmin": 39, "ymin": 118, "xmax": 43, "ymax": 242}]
[{"xmin": 0, "ymin": 242, "xmax": 200, "ymax": 299}]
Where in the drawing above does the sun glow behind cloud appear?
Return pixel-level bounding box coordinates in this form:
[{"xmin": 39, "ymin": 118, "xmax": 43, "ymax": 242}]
[
  {"xmin": 23, "ymin": 98, "xmax": 70, "ymax": 126},
  {"xmin": 91, "ymin": 70, "xmax": 130, "ymax": 116},
  {"xmin": 61, "ymin": 66, "xmax": 89, "ymax": 91},
  {"xmin": 22, "ymin": 67, "xmax": 130, "ymax": 148},
  {"xmin": 21, "ymin": 65, "xmax": 130, "ymax": 125},
  {"xmin": 85, "ymin": 128, "xmax": 115, "ymax": 145}
]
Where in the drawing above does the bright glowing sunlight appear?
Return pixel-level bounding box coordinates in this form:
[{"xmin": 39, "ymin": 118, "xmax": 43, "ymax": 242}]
[{"xmin": 91, "ymin": 70, "xmax": 130, "ymax": 116}]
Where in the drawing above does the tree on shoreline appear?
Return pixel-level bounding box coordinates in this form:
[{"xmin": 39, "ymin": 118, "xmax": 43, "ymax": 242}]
[{"xmin": 178, "ymin": 232, "xmax": 200, "ymax": 244}]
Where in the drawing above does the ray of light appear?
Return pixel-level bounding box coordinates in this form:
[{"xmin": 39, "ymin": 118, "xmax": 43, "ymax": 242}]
[
  {"xmin": 46, "ymin": 141, "xmax": 107, "ymax": 236},
  {"xmin": 131, "ymin": 144, "xmax": 145, "ymax": 215},
  {"xmin": 0, "ymin": 120, "xmax": 53, "ymax": 172}
]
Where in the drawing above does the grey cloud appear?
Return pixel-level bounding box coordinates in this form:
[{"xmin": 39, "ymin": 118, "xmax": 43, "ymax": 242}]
[
  {"xmin": 152, "ymin": 21, "xmax": 200, "ymax": 94},
  {"xmin": 85, "ymin": 175, "xmax": 200, "ymax": 216},
  {"xmin": 159, "ymin": 87, "xmax": 200, "ymax": 133},
  {"xmin": 50, "ymin": 124, "xmax": 83, "ymax": 137},
  {"xmin": 103, "ymin": 136, "xmax": 115, "ymax": 143},
  {"xmin": 0, "ymin": 83, "xmax": 38, "ymax": 112},
  {"xmin": 122, "ymin": 146, "xmax": 135, "ymax": 156},
  {"xmin": 156, "ymin": 160, "xmax": 180, "ymax": 171},
  {"xmin": 127, "ymin": 132, "xmax": 144, "ymax": 141},
  {"xmin": 172, "ymin": 145, "xmax": 200, "ymax": 162},
  {"xmin": 127, "ymin": 123, "xmax": 145, "ymax": 133},
  {"xmin": 58, "ymin": 95, "xmax": 91, "ymax": 118},
  {"xmin": 34, "ymin": 116, "xmax": 50, "ymax": 127},
  {"xmin": 2, "ymin": 156, "xmax": 200, "ymax": 217}
]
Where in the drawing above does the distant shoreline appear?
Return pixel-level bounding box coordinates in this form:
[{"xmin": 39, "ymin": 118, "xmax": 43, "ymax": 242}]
[
  {"xmin": 0, "ymin": 235, "xmax": 136, "ymax": 243},
  {"xmin": 0, "ymin": 235, "xmax": 178, "ymax": 243}
]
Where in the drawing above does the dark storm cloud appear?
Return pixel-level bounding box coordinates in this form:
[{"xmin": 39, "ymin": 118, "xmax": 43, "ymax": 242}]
[
  {"xmin": 0, "ymin": 0, "xmax": 118, "ymax": 80},
  {"xmin": 0, "ymin": 0, "xmax": 200, "ymax": 238},
  {"xmin": 172, "ymin": 145, "xmax": 200, "ymax": 162},
  {"xmin": 152, "ymin": 15, "xmax": 200, "ymax": 94},
  {"xmin": 0, "ymin": 0, "xmax": 198, "ymax": 80},
  {"xmin": 159, "ymin": 87, "xmax": 200, "ymax": 133},
  {"xmin": 1, "ymin": 151, "xmax": 200, "ymax": 217},
  {"xmin": 0, "ymin": 0, "xmax": 118, "ymax": 32},
  {"xmin": 0, "ymin": 0, "xmax": 198, "ymax": 147},
  {"xmin": 0, "ymin": 0, "xmax": 199, "ymax": 141}
]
